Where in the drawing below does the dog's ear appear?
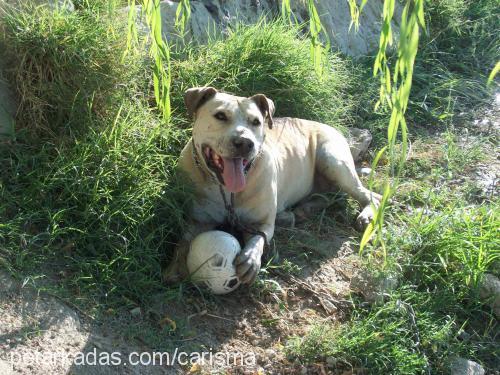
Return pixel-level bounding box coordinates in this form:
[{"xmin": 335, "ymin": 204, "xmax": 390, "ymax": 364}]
[
  {"xmin": 184, "ymin": 87, "xmax": 218, "ymax": 118},
  {"xmin": 250, "ymin": 94, "xmax": 275, "ymax": 129}
]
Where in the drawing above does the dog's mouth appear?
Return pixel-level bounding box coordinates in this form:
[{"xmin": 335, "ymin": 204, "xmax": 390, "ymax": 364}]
[{"xmin": 202, "ymin": 145, "xmax": 252, "ymax": 193}]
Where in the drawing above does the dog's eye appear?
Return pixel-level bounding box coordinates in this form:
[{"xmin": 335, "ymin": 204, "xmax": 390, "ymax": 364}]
[
  {"xmin": 252, "ymin": 118, "xmax": 261, "ymax": 126},
  {"xmin": 214, "ymin": 112, "xmax": 227, "ymax": 121}
]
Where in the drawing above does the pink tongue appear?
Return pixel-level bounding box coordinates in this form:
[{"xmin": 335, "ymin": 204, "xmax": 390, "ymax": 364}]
[{"xmin": 221, "ymin": 157, "xmax": 246, "ymax": 193}]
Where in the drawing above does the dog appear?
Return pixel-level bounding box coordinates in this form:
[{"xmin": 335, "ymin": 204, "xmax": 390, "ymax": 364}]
[{"xmin": 164, "ymin": 87, "xmax": 381, "ymax": 285}]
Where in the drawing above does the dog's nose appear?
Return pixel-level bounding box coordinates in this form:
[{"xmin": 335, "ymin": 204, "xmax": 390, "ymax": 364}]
[{"xmin": 231, "ymin": 136, "xmax": 254, "ymax": 154}]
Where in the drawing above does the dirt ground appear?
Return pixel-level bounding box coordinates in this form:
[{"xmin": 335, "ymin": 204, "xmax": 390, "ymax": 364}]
[{"xmin": 0, "ymin": 218, "xmax": 369, "ymax": 375}]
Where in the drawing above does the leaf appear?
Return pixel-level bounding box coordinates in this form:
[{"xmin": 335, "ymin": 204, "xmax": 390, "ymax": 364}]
[{"xmin": 487, "ymin": 61, "xmax": 500, "ymax": 86}]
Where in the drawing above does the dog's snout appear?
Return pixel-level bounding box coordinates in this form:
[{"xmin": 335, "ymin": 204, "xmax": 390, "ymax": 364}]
[{"xmin": 232, "ymin": 136, "xmax": 254, "ymax": 154}]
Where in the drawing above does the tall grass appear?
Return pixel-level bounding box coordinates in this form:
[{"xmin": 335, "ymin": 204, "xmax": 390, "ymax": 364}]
[
  {"xmin": 171, "ymin": 20, "xmax": 359, "ymax": 129},
  {"xmin": 0, "ymin": 3, "xmax": 137, "ymax": 140},
  {"xmin": 403, "ymin": 0, "xmax": 498, "ymax": 124},
  {"xmin": 0, "ymin": 3, "xmax": 187, "ymax": 308}
]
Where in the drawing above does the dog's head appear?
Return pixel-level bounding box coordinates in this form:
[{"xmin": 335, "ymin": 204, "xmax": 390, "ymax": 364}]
[{"xmin": 185, "ymin": 87, "xmax": 275, "ymax": 193}]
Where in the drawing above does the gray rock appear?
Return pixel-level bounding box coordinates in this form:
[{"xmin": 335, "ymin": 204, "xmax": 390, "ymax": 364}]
[
  {"xmin": 130, "ymin": 306, "xmax": 142, "ymax": 317},
  {"xmin": 479, "ymin": 273, "xmax": 500, "ymax": 318},
  {"xmin": 349, "ymin": 128, "xmax": 373, "ymax": 162},
  {"xmin": 275, "ymin": 210, "xmax": 295, "ymax": 228},
  {"xmin": 133, "ymin": 0, "xmax": 401, "ymax": 57},
  {"xmin": 350, "ymin": 270, "xmax": 399, "ymax": 304},
  {"xmin": 293, "ymin": 0, "xmax": 402, "ymax": 57},
  {"xmin": 264, "ymin": 348, "xmax": 276, "ymax": 360},
  {"xmin": 356, "ymin": 167, "xmax": 372, "ymax": 177},
  {"xmin": 450, "ymin": 357, "xmax": 485, "ymax": 375},
  {"xmin": 46, "ymin": 0, "xmax": 75, "ymax": 12}
]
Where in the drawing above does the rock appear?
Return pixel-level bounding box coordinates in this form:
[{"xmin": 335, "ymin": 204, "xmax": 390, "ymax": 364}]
[
  {"xmin": 275, "ymin": 210, "xmax": 295, "ymax": 228},
  {"xmin": 130, "ymin": 306, "xmax": 142, "ymax": 317},
  {"xmin": 350, "ymin": 270, "xmax": 399, "ymax": 304},
  {"xmin": 450, "ymin": 357, "xmax": 485, "ymax": 375},
  {"xmin": 326, "ymin": 356, "xmax": 337, "ymax": 367},
  {"xmin": 349, "ymin": 128, "xmax": 373, "ymax": 162},
  {"xmin": 356, "ymin": 167, "xmax": 372, "ymax": 177},
  {"xmin": 479, "ymin": 273, "xmax": 500, "ymax": 318},
  {"xmin": 133, "ymin": 0, "xmax": 401, "ymax": 57},
  {"xmin": 264, "ymin": 348, "xmax": 276, "ymax": 360},
  {"xmin": 293, "ymin": 0, "xmax": 402, "ymax": 57}
]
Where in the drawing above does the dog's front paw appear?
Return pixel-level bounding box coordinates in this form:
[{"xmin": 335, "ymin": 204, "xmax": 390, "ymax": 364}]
[
  {"xmin": 356, "ymin": 205, "xmax": 375, "ymax": 231},
  {"xmin": 235, "ymin": 248, "xmax": 262, "ymax": 285}
]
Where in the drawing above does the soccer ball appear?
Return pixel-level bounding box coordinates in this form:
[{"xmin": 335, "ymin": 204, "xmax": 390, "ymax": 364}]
[{"xmin": 187, "ymin": 230, "xmax": 242, "ymax": 295}]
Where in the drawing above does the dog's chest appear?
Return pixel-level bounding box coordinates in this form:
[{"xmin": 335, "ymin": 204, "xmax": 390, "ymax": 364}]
[{"xmin": 192, "ymin": 184, "xmax": 257, "ymax": 224}]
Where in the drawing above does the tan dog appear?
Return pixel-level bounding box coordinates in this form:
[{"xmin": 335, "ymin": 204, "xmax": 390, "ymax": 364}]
[{"xmin": 164, "ymin": 87, "xmax": 381, "ymax": 284}]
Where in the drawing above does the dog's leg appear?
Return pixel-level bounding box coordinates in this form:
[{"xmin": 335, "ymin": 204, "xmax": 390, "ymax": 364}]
[
  {"xmin": 235, "ymin": 220, "xmax": 275, "ymax": 284},
  {"xmin": 163, "ymin": 221, "xmax": 216, "ymax": 283},
  {"xmin": 316, "ymin": 133, "xmax": 381, "ymax": 230}
]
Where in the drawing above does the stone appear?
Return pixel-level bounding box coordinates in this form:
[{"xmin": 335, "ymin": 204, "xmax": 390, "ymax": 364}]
[
  {"xmin": 350, "ymin": 270, "xmax": 399, "ymax": 304},
  {"xmin": 348, "ymin": 128, "xmax": 373, "ymax": 162},
  {"xmin": 450, "ymin": 357, "xmax": 485, "ymax": 375},
  {"xmin": 479, "ymin": 273, "xmax": 500, "ymax": 318},
  {"xmin": 326, "ymin": 356, "xmax": 337, "ymax": 367},
  {"xmin": 264, "ymin": 348, "xmax": 276, "ymax": 360},
  {"xmin": 47, "ymin": 0, "xmax": 75, "ymax": 12},
  {"xmin": 275, "ymin": 210, "xmax": 295, "ymax": 228},
  {"xmin": 356, "ymin": 167, "xmax": 372, "ymax": 177},
  {"xmin": 133, "ymin": 0, "xmax": 402, "ymax": 58}
]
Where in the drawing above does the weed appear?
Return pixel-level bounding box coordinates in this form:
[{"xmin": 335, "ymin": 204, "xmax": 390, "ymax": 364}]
[
  {"xmin": 0, "ymin": 3, "xmax": 139, "ymax": 140},
  {"xmin": 171, "ymin": 20, "xmax": 360, "ymax": 131}
]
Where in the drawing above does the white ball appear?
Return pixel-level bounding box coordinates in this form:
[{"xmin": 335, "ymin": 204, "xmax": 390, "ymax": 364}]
[{"xmin": 187, "ymin": 230, "xmax": 241, "ymax": 295}]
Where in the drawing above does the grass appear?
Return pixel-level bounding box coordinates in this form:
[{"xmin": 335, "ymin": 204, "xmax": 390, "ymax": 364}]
[
  {"xmin": 0, "ymin": 2, "xmax": 139, "ymax": 140},
  {"xmin": 407, "ymin": 0, "xmax": 499, "ymax": 125},
  {"xmin": 285, "ymin": 1, "xmax": 499, "ymax": 371},
  {"xmin": 170, "ymin": 20, "xmax": 360, "ymax": 131},
  {"xmin": 0, "ymin": 6, "xmax": 358, "ymax": 311},
  {"xmin": 287, "ymin": 156, "xmax": 499, "ymax": 374},
  {"xmin": 355, "ymin": 0, "xmax": 499, "ymax": 145}
]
